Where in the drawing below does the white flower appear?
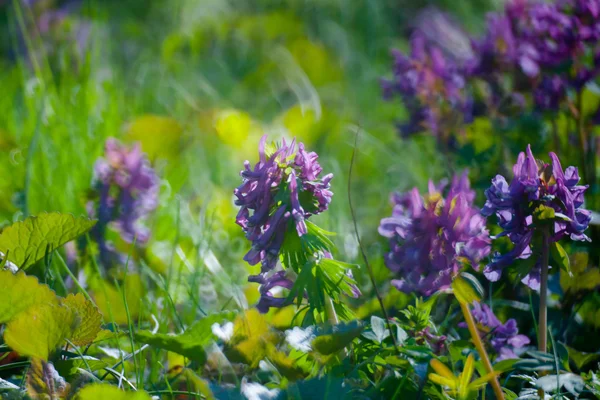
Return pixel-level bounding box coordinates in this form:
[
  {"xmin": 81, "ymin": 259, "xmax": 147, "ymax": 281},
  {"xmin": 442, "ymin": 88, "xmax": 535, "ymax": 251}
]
[
  {"xmin": 211, "ymin": 321, "xmax": 234, "ymax": 342},
  {"xmin": 241, "ymin": 378, "xmax": 280, "ymax": 400}
]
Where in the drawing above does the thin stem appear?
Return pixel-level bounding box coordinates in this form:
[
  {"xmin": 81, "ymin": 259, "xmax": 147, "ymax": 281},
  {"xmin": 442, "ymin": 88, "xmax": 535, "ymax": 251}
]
[
  {"xmin": 538, "ymin": 230, "xmax": 551, "ymax": 353},
  {"xmin": 576, "ymin": 91, "xmax": 588, "ymax": 186},
  {"xmin": 459, "ymin": 301, "xmax": 504, "ymax": 400},
  {"xmin": 551, "ymin": 117, "xmax": 561, "ymax": 156},
  {"xmin": 348, "ymin": 127, "xmax": 400, "ymax": 353}
]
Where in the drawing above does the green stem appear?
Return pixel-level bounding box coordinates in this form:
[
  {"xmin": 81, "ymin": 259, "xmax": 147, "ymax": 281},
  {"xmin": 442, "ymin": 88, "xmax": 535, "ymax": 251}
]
[
  {"xmin": 538, "ymin": 230, "xmax": 551, "ymax": 353},
  {"xmin": 459, "ymin": 301, "xmax": 504, "ymax": 400},
  {"xmin": 324, "ymin": 292, "xmax": 339, "ymax": 325}
]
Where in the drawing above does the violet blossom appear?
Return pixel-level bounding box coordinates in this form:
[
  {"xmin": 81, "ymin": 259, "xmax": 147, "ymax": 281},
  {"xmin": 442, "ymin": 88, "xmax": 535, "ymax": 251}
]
[
  {"xmin": 460, "ymin": 302, "xmax": 531, "ymax": 361},
  {"xmin": 235, "ymin": 136, "xmax": 336, "ymax": 312},
  {"xmin": 381, "ymin": 33, "xmax": 472, "ymax": 140},
  {"xmin": 482, "ymin": 145, "xmax": 591, "ymax": 290},
  {"xmin": 88, "ymin": 138, "xmax": 159, "ymax": 268},
  {"xmin": 379, "ymin": 172, "xmax": 491, "ymax": 297}
]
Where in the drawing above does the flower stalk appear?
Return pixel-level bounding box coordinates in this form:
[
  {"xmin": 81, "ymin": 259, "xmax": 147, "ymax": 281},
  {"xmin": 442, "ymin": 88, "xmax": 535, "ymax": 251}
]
[
  {"xmin": 538, "ymin": 228, "xmax": 551, "ymax": 352},
  {"xmin": 459, "ymin": 301, "xmax": 505, "ymax": 400}
]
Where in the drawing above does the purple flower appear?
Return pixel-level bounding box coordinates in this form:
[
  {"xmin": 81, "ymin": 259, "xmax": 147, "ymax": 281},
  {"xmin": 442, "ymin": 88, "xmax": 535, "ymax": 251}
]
[
  {"xmin": 534, "ymin": 75, "xmax": 567, "ymax": 111},
  {"xmin": 382, "ymin": 33, "xmax": 472, "ymax": 140},
  {"xmin": 482, "ymin": 145, "xmax": 591, "ymax": 289},
  {"xmin": 461, "ymin": 302, "xmax": 531, "ymax": 361},
  {"xmin": 379, "ymin": 172, "xmax": 491, "ymax": 297},
  {"xmin": 88, "ymin": 138, "xmax": 159, "ymax": 268},
  {"xmin": 235, "ymin": 136, "xmax": 337, "ymax": 312}
]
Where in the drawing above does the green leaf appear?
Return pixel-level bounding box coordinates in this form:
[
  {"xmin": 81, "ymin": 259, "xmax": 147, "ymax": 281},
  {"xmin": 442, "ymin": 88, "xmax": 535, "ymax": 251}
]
[
  {"xmin": 533, "ymin": 205, "xmax": 555, "ymax": 224},
  {"xmin": 74, "ymin": 384, "xmax": 152, "ymax": 400},
  {"xmin": 493, "ymin": 358, "xmax": 518, "ymax": 373},
  {"xmin": 452, "ymin": 275, "xmax": 481, "ymax": 304},
  {"xmin": 565, "ymin": 345, "xmax": 600, "ymax": 371},
  {"xmin": 62, "ymin": 293, "xmax": 103, "ymax": 347},
  {"xmin": 551, "ymin": 242, "xmax": 571, "ymax": 274},
  {"xmin": 362, "ymin": 316, "xmax": 389, "ymax": 344},
  {"xmin": 0, "ymin": 213, "xmax": 96, "ymax": 270},
  {"xmin": 311, "ymin": 321, "xmax": 364, "ymax": 355},
  {"xmin": 0, "ymin": 270, "xmax": 57, "ymax": 324},
  {"xmin": 134, "ymin": 312, "xmax": 234, "ymax": 364},
  {"xmin": 4, "ymin": 303, "xmax": 76, "ymax": 360},
  {"xmin": 55, "ymin": 357, "xmax": 109, "ymax": 380}
]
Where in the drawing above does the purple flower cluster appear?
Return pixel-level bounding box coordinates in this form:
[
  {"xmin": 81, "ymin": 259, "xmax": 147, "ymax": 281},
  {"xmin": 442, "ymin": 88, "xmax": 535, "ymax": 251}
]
[
  {"xmin": 482, "ymin": 145, "xmax": 591, "ymax": 290},
  {"xmin": 385, "ymin": 0, "xmax": 600, "ymax": 136},
  {"xmin": 461, "ymin": 302, "xmax": 530, "ymax": 360},
  {"xmin": 379, "ymin": 172, "xmax": 491, "ymax": 297},
  {"xmin": 381, "ymin": 34, "xmax": 472, "ymax": 139},
  {"xmin": 88, "ymin": 138, "xmax": 159, "ymax": 267},
  {"xmin": 234, "ymin": 136, "xmax": 334, "ymax": 312}
]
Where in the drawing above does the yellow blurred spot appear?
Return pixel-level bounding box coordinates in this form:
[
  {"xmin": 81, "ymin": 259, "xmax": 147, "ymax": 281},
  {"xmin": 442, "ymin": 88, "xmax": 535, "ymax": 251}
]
[
  {"xmin": 214, "ymin": 109, "xmax": 253, "ymax": 147},
  {"xmin": 288, "ymin": 39, "xmax": 342, "ymax": 86},
  {"xmin": 125, "ymin": 115, "xmax": 183, "ymax": 161}
]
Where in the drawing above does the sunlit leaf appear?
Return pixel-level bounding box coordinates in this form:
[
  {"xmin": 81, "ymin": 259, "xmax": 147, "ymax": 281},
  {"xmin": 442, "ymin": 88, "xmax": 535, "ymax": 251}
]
[
  {"xmin": 74, "ymin": 383, "xmax": 152, "ymax": 400},
  {"xmin": 62, "ymin": 293, "xmax": 103, "ymax": 347},
  {"xmin": 0, "ymin": 213, "xmax": 96, "ymax": 270},
  {"xmin": 4, "ymin": 303, "xmax": 75, "ymax": 360},
  {"xmin": 0, "ymin": 270, "xmax": 57, "ymax": 324},
  {"xmin": 452, "ymin": 275, "xmax": 481, "ymax": 304}
]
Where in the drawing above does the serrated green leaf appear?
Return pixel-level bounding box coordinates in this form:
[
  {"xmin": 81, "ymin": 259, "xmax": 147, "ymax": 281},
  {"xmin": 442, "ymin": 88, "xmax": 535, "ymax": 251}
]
[
  {"xmin": 551, "ymin": 242, "xmax": 571, "ymax": 274},
  {"xmin": 62, "ymin": 293, "xmax": 103, "ymax": 347},
  {"xmin": 452, "ymin": 276, "xmax": 481, "ymax": 304},
  {"xmin": 0, "ymin": 213, "xmax": 96, "ymax": 270},
  {"xmin": 74, "ymin": 384, "xmax": 152, "ymax": 400},
  {"xmin": 134, "ymin": 312, "xmax": 235, "ymax": 364},
  {"xmin": 0, "ymin": 270, "xmax": 58, "ymax": 324},
  {"xmin": 4, "ymin": 303, "xmax": 76, "ymax": 360}
]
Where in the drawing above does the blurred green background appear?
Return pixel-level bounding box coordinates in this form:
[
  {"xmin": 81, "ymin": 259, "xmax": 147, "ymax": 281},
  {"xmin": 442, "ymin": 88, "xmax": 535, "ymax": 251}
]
[{"xmin": 0, "ymin": 0, "xmax": 497, "ymax": 315}]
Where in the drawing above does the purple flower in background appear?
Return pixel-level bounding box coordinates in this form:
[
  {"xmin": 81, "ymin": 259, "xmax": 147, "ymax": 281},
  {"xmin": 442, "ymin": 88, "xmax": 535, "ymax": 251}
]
[
  {"xmin": 482, "ymin": 145, "xmax": 591, "ymax": 289},
  {"xmin": 461, "ymin": 302, "xmax": 530, "ymax": 360},
  {"xmin": 534, "ymin": 76, "xmax": 567, "ymax": 112},
  {"xmin": 235, "ymin": 135, "xmax": 336, "ymax": 312},
  {"xmin": 88, "ymin": 138, "xmax": 159, "ymax": 268},
  {"xmin": 379, "ymin": 172, "xmax": 491, "ymax": 297},
  {"xmin": 382, "ymin": 33, "xmax": 472, "ymax": 140}
]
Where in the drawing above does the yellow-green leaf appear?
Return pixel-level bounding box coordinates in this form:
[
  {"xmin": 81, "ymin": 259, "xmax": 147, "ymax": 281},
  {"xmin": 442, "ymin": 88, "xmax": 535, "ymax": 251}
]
[
  {"xmin": 550, "ymin": 242, "xmax": 571, "ymax": 274},
  {"xmin": 4, "ymin": 303, "xmax": 76, "ymax": 360},
  {"xmin": 74, "ymin": 383, "xmax": 152, "ymax": 400},
  {"xmin": 452, "ymin": 276, "xmax": 481, "ymax": 304},
  {"xmin": 62, "ymin": 293, "xmax": 103, "ymax": 347},
  {"xmin": 0, "ymin": 270, "xmax": 57, "ymax": 324},
  {"xmin": 0, "ymin": 213, "xmax": 96, "ymax": 270}
]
